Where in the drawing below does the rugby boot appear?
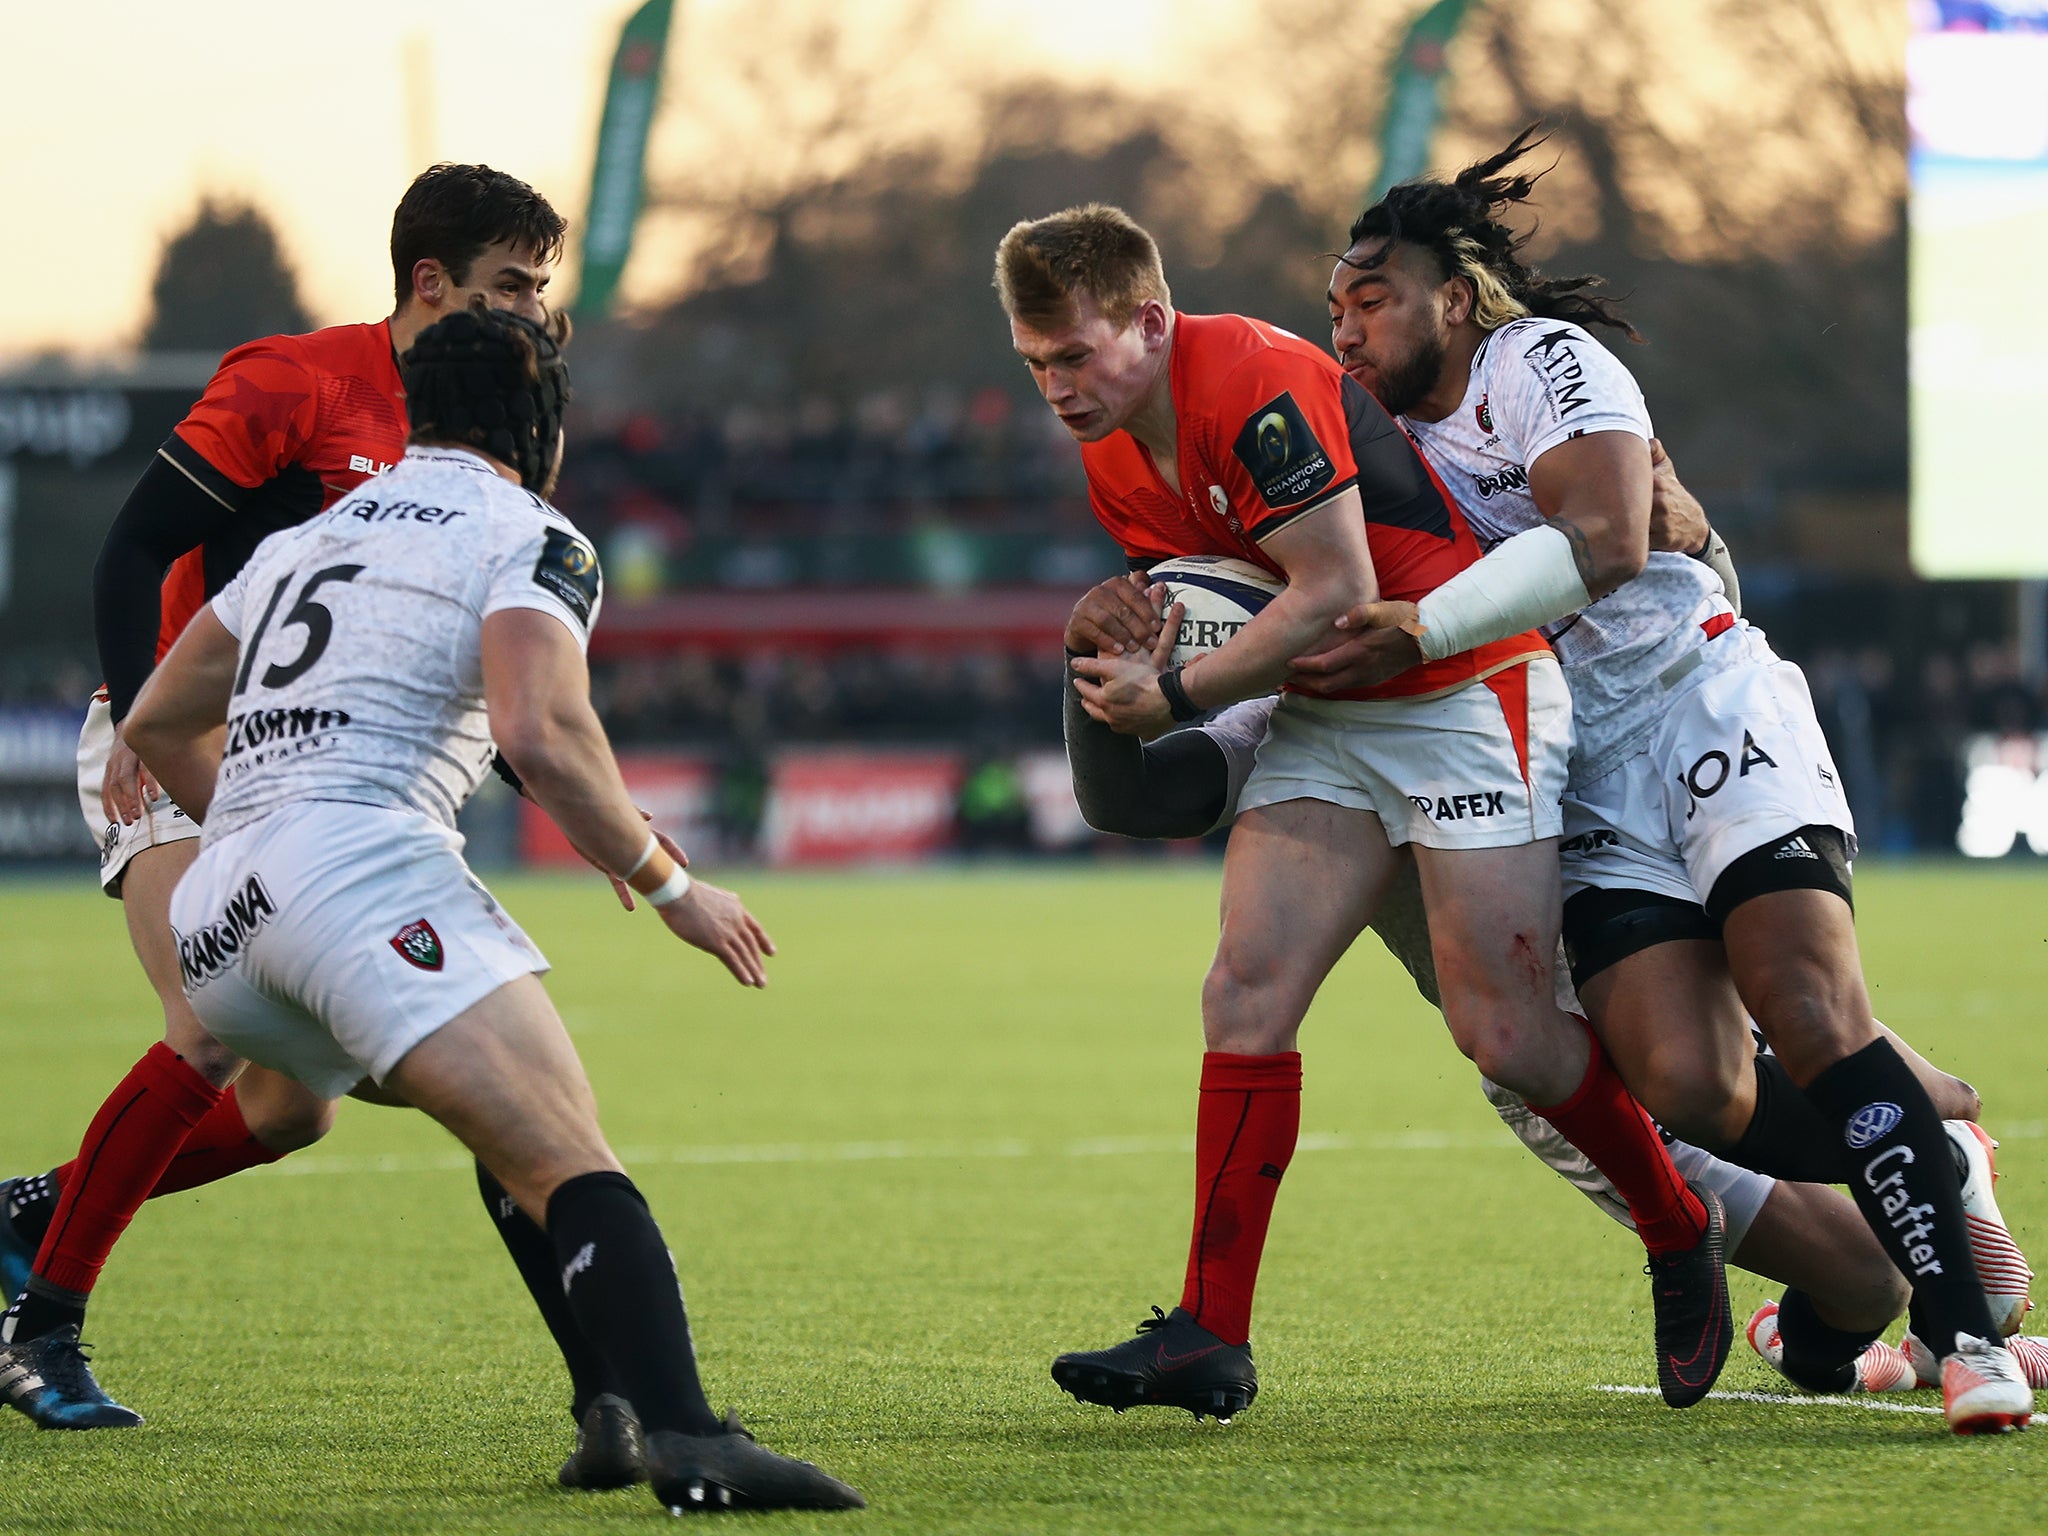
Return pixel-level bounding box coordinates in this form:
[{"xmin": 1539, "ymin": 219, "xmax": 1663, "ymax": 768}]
[
  {"xmin": 558, "ymin": 1393, "xmax": 645, "ymax": 1490},
  {"xmin": 1050, "ymin": 1304, "xmax": 1257, "ymax": 1421},
  {"xmin": 0, "ymin": 1326, "xmax": 143, "ymax": 1429},
  {"xmin": 644, "ymin": 1411, "xmax": 865, "ymax": 1513},
  {"xmin": 1947, "ymin": 1121, "xmax": 2033, "ymax": 1337},
  {"xmin": 1646, "ymin": 1185, "xmax": 1731, "ymax": 1407},
  {"xmin": 1941, "ymin": 1333, "xmax": 2033, "ymax": 1435},
  {"xmin": 1745, "ymin": 1301, "xmax": 1916, "ymax": 1393},
  {"xmin": 0, "ymin": 1178, "xmax": 35, "ymax": 1303},
  {"xmin": 1907, "ymin": 1329, "xmax": 2048, "ymax": 1391}
]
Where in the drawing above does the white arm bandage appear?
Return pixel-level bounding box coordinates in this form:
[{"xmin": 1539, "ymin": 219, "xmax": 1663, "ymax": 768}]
[{"xmin": 1412, "ymin": 522, "xmax": 1592, "ymax": 662}]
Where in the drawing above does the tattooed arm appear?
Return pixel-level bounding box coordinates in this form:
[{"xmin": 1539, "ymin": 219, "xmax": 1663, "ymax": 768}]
[{"xmin": 1524, "ymin": 430, "xmax": 1652, "ymax": 599}]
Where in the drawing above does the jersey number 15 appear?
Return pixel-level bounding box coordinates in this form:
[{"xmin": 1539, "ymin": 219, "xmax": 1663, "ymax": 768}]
[{"xmin": 232, "ymin": 564, "xmax": 365, "ymax": 697}]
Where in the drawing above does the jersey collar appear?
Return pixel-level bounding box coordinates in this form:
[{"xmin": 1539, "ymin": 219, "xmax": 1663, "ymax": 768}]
[{"xmin": 404, "ymin": 445, "xmax": 502, "ymax": 478}]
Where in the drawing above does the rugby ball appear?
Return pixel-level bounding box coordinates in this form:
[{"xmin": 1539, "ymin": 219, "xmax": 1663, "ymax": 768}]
[{"xmin": 1146, "ymin": 555, "xmax": 1285, "ymax": 668}]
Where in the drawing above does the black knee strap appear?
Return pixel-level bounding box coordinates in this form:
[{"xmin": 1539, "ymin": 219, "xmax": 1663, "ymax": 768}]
[{"xmin": 1562, "ymin": 887, "xmax": 1721, "ymax": 991}]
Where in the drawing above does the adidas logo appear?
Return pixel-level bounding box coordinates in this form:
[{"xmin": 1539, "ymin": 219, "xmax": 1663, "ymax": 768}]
[
  {"xmin": 1774, "ymin": 836, "xmax": 1820, "ymax": 861},
  {"xmin": 1256, "ymin": 1163, "xmax": 1285, "ymax": 1181},
  {"xmin": 0, "ymin": 1356, "xmax": 45, "ymax": 1397}
]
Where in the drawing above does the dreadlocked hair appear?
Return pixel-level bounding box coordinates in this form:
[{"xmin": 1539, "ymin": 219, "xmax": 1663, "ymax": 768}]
[
  {"xmin": 401, "ymin": 299, "xmax": 573, "ymax": 491},
  {"xmin": 1347, "ymin": 124, "xmax": 1642, "ymax": 342}
]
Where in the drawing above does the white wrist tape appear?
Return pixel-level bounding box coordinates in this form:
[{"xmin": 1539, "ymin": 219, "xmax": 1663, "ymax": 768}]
[
  {"xmin": 645, "ymin": 865, "xmax": 693, "ymax": 908},
  {"xmin": 1411, "ymin": 522, "xmax": 1592, "ymax": 663},
  {"xmin": 622, "ymin": 832, "xmax": 660, "ymax": 882}
]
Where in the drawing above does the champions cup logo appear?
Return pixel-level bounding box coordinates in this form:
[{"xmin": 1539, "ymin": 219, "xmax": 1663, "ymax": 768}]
[
  {"xmin": 557, "ymin": 542, "xmax": 596, "ymax": 579},
  {"xmin": 1844, "ymin": 1101, "xmax": 1903, "ymax": 1150},
  {"xmin": 1255, "ymin": 411, "xmax": 1291, "ymax": 467}
]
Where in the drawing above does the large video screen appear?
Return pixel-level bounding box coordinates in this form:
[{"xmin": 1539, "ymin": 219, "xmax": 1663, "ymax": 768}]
[{"xmin": 1909, "ymin": 2, "xmax": 2048, "ymax": 578}]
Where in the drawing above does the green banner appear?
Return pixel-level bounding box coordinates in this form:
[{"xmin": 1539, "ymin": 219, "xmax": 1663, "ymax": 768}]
[
  {"xmin": 575, "ymin": 0, "xmax": 674, "ymax": 318},
  {"xmin": 1369, "ymin": 0, "xmax": 1473, "ymax": 198}
]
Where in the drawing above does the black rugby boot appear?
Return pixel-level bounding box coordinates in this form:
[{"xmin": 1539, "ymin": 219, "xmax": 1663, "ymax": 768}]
[
  {"xmin": 645, "ymin": 1412, "xmax": 865, "ymax": 1513},
  {"xmin": 1647, "ymin": 1184, "xmax": 1732, "ymax": 1407},
  {"xmin": 558, "ymin": 1393, "xmax": 645, "ymax": 1490},
  {"xmin": 0, "ymin": 1325, "xmax": 143, "ymax": 1429},
  {"xmin": 1051, "ymin": 1305, "xmax": 1257, "ymax": 1421}
]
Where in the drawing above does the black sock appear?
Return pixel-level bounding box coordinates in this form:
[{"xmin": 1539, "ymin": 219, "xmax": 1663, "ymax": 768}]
[
  {"xmin": 1801, "ymin": 1038, "xmax": 1997, "ymax": 1359},
  {"xmin": 546, "ymin": 1170, "xmax": 719, "ymax": 1437},
  {"xmin": 4, "ymin": 1169, "xmax": 62, "ymax": 1251},
  {"xmin": 1, "ymin": 1276, "xmax": 86, "ymax": 1344},
  {"xmin": 476, "ymin": 1161, "xmax": 619, "ymax": 1422},
  {"xmin": 1774, "ymin": 1287, "xmax": 1883, "ymax": 1393},
  {"xmin": 1725, "ymin": 1056, "xmax": 1855, "ymax": 1183}
]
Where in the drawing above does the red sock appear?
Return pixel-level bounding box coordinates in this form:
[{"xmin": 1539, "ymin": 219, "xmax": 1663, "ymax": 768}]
[
  {"xmin": 1530, "ymin": 1021, "xmax": 1705, "ymax": 1255},
  {"xmin": 34, "ymin": 1043, "xmax": 224, "ymax": 1296},
  {"xmin": 150, "ymin": 1086, "xmax": 286, "ymax": 1196},
  {"xmin": 48, "ymin": 1089, "xmax": 287, "ymax": 1204},
  {"xmin": 1179, "ymin": 1051, "xmax": 1301, "ymax": 1347}
]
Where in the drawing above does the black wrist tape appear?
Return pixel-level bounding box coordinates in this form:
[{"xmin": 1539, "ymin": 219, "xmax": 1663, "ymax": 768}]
[{"xmin": 1157, "ymin": 666, "xmax": 1203, "ymax": 723}]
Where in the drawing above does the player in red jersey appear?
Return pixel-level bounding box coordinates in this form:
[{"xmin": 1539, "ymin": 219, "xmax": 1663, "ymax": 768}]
[
  {"xmin": 0, "ymin": 165, "xmax": 565, "ymax": 1429},
  {"xmin": 994, "ymin": 205, "xmax": 1730, "ymax": 1418}
]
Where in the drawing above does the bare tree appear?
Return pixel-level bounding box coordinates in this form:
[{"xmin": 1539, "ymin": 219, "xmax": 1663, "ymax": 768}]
[{"xmin": 592, "ymin": 0, "xmax": 1909, "ymax": 511}]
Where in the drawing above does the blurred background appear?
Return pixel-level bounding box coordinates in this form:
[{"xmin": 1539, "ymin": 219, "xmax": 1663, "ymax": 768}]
[{"xmin": 3, "ymin": 0, "xmax": 2044, "ymax": 871}]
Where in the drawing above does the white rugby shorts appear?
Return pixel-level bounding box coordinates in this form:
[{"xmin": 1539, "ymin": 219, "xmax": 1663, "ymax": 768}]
[
  {"xmin": 77, "ymin": 690, "xmax": 201, "ymax": 896},
  {"xmin": 1559, "ymin": 624, "xmax": 1855, "ymax": 907},
  {"xmin": 1237, "ymin": 656, "xmax": 1572, "ymax": 849},
  {"xmin": 168, "ymin": 801, "xmax": 549, "ymax": 1099}
]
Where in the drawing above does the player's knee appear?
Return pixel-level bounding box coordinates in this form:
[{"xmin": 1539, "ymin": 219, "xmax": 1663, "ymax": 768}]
[
  {"xmin": 1917, "ymin": 1065, "xmax": 1981, "ymax": 1123},
  {"xmin": 1743, "ymin": 959, "xmax": 1863, "ymax": 1065},
  {"xmin": 1436, "ymin": 928, "xmax": 1558, "ymax": 1018},
  {"xmin": 1822, "ymin": 1252, "xmax": 1913, "ymax": 1334},
  {"xmin": 1940, "ymin": 1076, "xmax": 1983, "ymax": 1123},
  {"xmin": 1456, "ymin": 1016, "xmax": 1544, "ymax": 1086},
  {"xmin": 245, "ymin": 1094, "xmax": 336, "ymax": 1154},
  {"xmin": 1201, "ymin": 953, "xmax": 1293, "ymax": 1052},
  {"xmin": 1201, "ymin": 946, "xmax": 1268, "ymax": 1019},
  {"xmin": 1862, "ymin": 1263, "xmax": 1914, "ymax": 1331},
  {"xmin": 1631, "ymin": 1047, "xmax": 1748, "ymax": 1148},
  {"xmin": 162, "ymin": 1016, "xmax": 242, "ymax": 1089}
]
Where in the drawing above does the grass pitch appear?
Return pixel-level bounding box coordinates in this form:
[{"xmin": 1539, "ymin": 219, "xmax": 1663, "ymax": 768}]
[{"xmin": 2, "ymin": 861, "xmax": 2045, "ymax": 1535}]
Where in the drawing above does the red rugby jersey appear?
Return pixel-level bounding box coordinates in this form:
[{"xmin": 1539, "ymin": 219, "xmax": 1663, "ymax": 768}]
[
  {"xmin": 154, "ymin": 321, "xmax": 408, "ymax": 660},
  {"xmin": 1079, "ymin": 312, "xmax": 1544, "ymax": 700}
]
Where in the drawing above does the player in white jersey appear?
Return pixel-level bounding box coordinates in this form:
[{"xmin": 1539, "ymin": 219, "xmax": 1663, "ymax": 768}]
[
  {"xmin": 93, "ymin": 308, "xmax": 863, "ymax": 1511},
  {"xmin": 1065, "ymin": 576, "xmax": 2035, "ymax": 1397},
  {"xmin": 1294, "ymin": 129, "xmax": 2031, "ymax": 1431}
]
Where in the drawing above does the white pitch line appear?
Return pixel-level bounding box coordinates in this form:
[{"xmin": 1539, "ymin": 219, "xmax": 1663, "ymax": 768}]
[
  {"xmin": 1595, "ymin": 1383, "xmax": 1946, "ymax": 1416},
  {"xmin": 260, "ymin": 1126, "xmax": 1516, "ymax": 1179}
]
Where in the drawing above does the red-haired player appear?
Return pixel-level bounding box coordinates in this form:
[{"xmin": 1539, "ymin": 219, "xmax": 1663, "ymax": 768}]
[{"xmin": 994, "ymin": 204, "xmax": 1731, "ymax": 1419}]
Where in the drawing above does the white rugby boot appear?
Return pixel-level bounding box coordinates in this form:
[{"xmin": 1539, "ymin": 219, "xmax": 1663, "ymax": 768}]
[
  {"xmin": 1908, "ymin": 1329, "xmax": 2048, "ymax": 1391},
  {"xmin": 1947, "ymin": 1121, "xmax": 2033, "ymax": 1338},
  {"xmin": 1941, "ymin": 1333, "xmax": 2033, "ymax": 1434},
  {"xmin": 1745, "ymin": 1301, "xmax": 1917, "ymax": 1393}
]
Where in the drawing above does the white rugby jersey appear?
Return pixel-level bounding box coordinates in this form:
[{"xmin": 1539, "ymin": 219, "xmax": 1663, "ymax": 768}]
[
  {"xmin": 1400, "ymin": 317, "xmax": 1732, "ymax": 786},
  {"xmin": 201, "ymin": 446, "xmax": 602, "ymax": 842}
]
